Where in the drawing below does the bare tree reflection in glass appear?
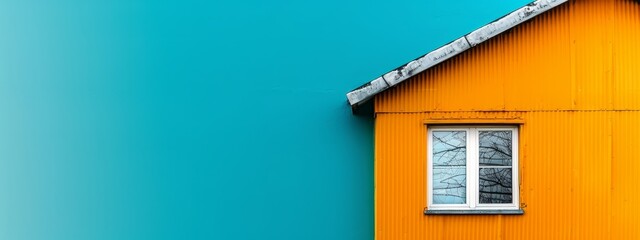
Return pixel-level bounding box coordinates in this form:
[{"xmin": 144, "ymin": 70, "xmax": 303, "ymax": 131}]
[
  {"xmin": 432, "ymin": 131, "xmax": 466, "ymax": 204},
  {"xmin": 479, "ymin": 131, "xmax": 513, "ymax": 203}
]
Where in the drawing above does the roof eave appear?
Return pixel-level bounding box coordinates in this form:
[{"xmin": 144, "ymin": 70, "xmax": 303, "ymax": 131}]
[{"xmin": 346, "ymin": 0, "xmax": 568, "ymax": 113}]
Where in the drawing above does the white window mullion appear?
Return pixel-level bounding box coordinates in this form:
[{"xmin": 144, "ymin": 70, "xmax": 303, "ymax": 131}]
[
  {"xmin": 468, "ymin": 128, "xmax": 477, "ymax": 209},
  {"xmin": 465, "ymin": 129, "xmax": 470, "ymax": 208}
]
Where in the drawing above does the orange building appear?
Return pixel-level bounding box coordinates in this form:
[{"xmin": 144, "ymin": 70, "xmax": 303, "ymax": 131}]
[{"xmin": 346, "ymin": 0, "xmax": 640, "ymax": 239}]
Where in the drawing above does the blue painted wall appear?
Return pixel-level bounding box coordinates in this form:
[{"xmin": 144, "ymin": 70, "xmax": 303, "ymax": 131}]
[{"xmin": 0, "ymin": 1, "xmax": 529, "ymax": 239}]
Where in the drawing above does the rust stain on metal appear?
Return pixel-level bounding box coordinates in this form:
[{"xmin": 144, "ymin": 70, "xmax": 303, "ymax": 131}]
[
  {"xmin": 346, "ymin": 77, "xmax": 389, "ymax": 106},
  {"xmin": 466, "ymin": 0, "xmax": 566, "ymax": 46},
  {"xmin": 381, "ymin": 37, "xmax": 470, "ymax": 87}
]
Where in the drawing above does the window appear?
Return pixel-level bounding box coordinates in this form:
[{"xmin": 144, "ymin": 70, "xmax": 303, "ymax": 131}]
[{"xmin": 427, "ymin": 126, "xmax": 520, "ymax": 213}]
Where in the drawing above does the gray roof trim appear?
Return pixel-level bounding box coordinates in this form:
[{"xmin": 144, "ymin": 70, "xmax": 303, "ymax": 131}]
[{"xmin": 346, "ymin": 0, "xmax": 568, "ymax": 111}]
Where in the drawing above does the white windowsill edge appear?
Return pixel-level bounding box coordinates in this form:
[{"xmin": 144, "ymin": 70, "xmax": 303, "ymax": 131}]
[{"xmin": 424, "ymin": 209, "xmax": 524, "ymax": 215}]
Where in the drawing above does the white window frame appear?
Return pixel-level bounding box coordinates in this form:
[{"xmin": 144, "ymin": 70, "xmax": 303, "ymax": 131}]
[{"xmin": 427, "ymin": 126, "xmax": 519, "ymax": 211}]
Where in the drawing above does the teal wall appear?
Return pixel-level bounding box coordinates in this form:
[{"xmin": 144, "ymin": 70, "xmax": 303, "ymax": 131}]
[{"xmin": 0, "ymin": 1, "xmax": 529, "ymax": 239}]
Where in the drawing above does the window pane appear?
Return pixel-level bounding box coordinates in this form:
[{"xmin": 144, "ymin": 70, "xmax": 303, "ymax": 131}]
[
  {"xmin": 479, "ymin": 131, "xmax": 512, "ymax": 166},
  {"xmin": 433, "ymin": 167, "xmax": 466, "ymax": 204},
  {"xmin": 432, "ymin": 131, "xmax": 466, "ymax": 166},
  {"xmin": 479, "ymin": 168, "xmax": 512, "ymax": 204}
]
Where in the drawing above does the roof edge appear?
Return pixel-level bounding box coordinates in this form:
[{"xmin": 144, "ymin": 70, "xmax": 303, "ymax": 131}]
[{"xmin": 346, "ymin": 0, "xmax": 568, "ymax": 113}]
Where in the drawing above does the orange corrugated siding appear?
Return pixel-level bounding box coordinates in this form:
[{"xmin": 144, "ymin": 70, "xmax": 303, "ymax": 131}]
[{"xmin": 373, "ymin": 0, "xmax": 640, "ymax": 239}]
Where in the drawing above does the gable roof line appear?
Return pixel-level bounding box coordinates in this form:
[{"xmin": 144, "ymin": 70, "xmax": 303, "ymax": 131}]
[{"xmin": 346, "ymin": 0, "xmax": 568, "ymax": 112}]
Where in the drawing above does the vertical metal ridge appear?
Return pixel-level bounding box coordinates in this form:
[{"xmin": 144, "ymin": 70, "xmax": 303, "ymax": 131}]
[
  {"xmin": 374, "ymin": 1, "xmax": 640, "ymax": 239},
  {"xmin": 375, "ymin": 0, "xmax": 639, "ymax": 113}
]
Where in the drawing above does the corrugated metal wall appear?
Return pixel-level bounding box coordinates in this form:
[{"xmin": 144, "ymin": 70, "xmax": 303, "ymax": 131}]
[{"xmin": 373, "ymin": 0, "xmax": 640, "ymax": 239}]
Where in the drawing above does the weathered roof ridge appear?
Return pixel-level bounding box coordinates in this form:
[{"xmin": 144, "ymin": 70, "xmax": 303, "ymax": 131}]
[{"xmin": 346, "ymin": 0, "xmax": 568, "ymax": 112}]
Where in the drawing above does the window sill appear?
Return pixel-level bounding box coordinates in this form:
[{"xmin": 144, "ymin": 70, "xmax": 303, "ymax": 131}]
[{"xmin": 424, "ymin": 209, "xmax": 524, "ymax": 215}]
